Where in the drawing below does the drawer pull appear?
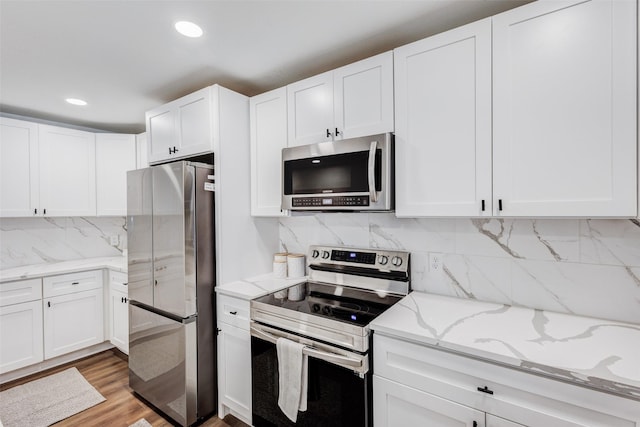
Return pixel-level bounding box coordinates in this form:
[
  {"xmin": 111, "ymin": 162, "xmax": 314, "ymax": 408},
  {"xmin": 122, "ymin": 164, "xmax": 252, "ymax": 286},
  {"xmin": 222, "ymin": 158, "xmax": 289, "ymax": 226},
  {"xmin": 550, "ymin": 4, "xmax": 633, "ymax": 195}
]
[
  {"xmin": 477, "ymin": 385, "xmax": 494, "ymax": 395},
  {"xmin": 72, "ymin": 282, "xmax": 79, "ymax": 285},
  {"xmin": 229, "ymin": 311, "xmax": 238, "ymax": 315}
]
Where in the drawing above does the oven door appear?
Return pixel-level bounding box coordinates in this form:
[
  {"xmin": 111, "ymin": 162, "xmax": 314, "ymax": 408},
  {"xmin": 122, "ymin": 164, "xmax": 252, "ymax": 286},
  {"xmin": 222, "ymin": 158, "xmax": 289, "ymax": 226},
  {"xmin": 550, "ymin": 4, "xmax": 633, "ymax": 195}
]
[
  {"xmin": 250, "ymin": 323, "xmax": 372, "ymax": 427},
  {"xmin": 282, "ymin": 133, "xmax": 392, "ymax": 211}
]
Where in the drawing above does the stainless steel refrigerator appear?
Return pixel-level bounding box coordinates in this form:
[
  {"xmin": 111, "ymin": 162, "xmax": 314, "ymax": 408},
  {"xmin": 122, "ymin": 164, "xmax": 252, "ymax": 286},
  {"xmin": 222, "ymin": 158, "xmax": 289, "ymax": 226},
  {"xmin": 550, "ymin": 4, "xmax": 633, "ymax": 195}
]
[{"xmin": 127, "ymin": 161, "xmax": 216, "ymax": 426}]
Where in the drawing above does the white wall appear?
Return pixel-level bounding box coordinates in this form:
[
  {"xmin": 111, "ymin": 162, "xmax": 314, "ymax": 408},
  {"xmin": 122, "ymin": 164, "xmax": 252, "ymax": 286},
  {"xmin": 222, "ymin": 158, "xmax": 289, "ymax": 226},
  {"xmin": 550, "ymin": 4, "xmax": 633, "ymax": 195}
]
[{"xmin": 280, "ymin": 213, "xmax": 640, "ymax": 325}]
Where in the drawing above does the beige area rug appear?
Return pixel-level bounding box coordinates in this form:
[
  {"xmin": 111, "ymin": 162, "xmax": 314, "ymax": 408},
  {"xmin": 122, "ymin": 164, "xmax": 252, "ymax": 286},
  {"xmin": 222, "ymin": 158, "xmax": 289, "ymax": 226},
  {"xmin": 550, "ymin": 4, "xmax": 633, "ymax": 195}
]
[
  {"xmin": 0, "ymin": 367, "xmax": 105, "ymax": 427},
  {"xmin": 129, "ymin": 419, "xmax": 153, "ymax": 427}
]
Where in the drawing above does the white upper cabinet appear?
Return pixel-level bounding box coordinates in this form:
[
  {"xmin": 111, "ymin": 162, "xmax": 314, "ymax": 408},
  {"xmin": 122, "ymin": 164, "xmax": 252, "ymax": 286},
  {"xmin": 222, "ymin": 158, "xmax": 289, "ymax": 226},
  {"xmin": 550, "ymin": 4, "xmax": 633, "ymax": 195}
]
[
  {"xmin": 96, "ymin": 133, "xmax": 136, "ymax": 216},
  {"xmin": 492, "ymin": 0, "xmax": 637, "ymax": 217},
  {"xmin": 250, "ymin": 87, "xmax": 289, "ymax": 217},
  {"xmin": 394, "ymin": 19, "xmax": 492, "ymax": 217},
  {"xmin": 396, "ymin": 0, "xmax": 637, "ymax": 217},
  {"xmin": 38, "ymin": 124, "xmax": 97, "ymax": 217},
  {"xmin": 0, "ymin": 117, "xmax": 39, "ymax": 217},
  {"xmin": 334, "ymin": 51, "xmax": 394, "ymax": 140},
  {"xmin": 287, "ymin": 51, "xmax": 394, "ymax": 147},
  {"xmin": 146, "ymin": 87, "xmax": 213, "ymax": 164},
  {"xmin": 287, "ymin": 71, "xmax": 334, "ymax": 146}
]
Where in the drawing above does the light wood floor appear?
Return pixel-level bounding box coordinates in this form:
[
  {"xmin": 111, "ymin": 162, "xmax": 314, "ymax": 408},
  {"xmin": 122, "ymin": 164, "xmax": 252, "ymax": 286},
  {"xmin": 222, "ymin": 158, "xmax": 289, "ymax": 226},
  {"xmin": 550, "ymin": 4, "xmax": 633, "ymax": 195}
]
[{"xmin": 0, "ymin": 349, "xmax": 249, "ymax": 427}]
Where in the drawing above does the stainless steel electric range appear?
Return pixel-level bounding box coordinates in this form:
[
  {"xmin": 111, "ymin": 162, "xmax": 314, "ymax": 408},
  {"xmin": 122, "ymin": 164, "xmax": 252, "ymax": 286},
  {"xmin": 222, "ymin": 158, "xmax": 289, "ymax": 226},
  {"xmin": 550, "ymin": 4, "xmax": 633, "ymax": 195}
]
[{"xmin": 250, "ymin": 245, "xmax": 411, "ymax": 427}]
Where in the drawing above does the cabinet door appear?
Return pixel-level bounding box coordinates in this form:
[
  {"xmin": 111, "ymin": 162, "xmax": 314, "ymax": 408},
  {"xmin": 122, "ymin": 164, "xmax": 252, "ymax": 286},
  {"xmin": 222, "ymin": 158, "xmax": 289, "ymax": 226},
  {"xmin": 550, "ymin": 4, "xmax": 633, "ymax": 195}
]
[
  {"xmin": 38, "ymin": 124, "xmax": 96, "ymax": 217},
  {"xmin": 146, "ymin": 106, "xmax": 176, "ymax": 164},
  {"xmin": 492, "ymin": 0, "xmax": 637, "ymax": 217},
  {"xmin": 217, "ymin": 323, "xmax": 252, "ymax": 422},
  {"xmin": 0, "ymin": 117, "xmax": 39, "ymax": 217},
  {"xmin": 0, "ymin": 300, "xmax": 44, "ymax": 373},
  {"xmin": 96, "ymin": 133, "xmax": 136, "ymax": 216},
  {"xmin": 43, "ymin": 288, "xmax": 104, "ymax": 359},
  {"xmin": 287, "ymin": 71, "xmax": 334, "ymax": 146},
  {"xmin": 374, "ymin": 375, "xmax": 485, "ymax": 427},
  {"xmin": 176, "ymin": 86, "xmax": 212, "ymax": 158},
  {"xmin": 109, "ymin": 287, "xmax": 128, "ymax": 354},
  {"xmin": 334, "ymin": 51, "xmax": 394, "ymax": 139},
  {"xmin": 394, "ymin": 19, "xmax": 492, "ymax": 217},
  {"xmin": 486, "ymin": 414, "xmax": 525, "ymax": 427},
  {"xmin": 250, "ymin": 87, "xmax": 288, "ymax": 217}
]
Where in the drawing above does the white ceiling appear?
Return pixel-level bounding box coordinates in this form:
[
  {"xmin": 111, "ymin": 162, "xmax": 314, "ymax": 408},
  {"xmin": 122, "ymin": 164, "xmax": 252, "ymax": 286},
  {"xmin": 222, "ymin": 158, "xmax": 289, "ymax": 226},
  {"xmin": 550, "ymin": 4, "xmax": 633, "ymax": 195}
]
[{"xmin": 0, "ymin": 0, "xmax": 531, "ymax": 134}]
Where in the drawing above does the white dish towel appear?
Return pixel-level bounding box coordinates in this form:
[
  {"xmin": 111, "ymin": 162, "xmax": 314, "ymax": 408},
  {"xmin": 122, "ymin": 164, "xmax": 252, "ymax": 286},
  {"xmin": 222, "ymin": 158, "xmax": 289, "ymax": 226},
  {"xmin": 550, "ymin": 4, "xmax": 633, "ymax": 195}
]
[{"xmin": 276, "ymin": 337, "xmax": 309, "ymax": 422}]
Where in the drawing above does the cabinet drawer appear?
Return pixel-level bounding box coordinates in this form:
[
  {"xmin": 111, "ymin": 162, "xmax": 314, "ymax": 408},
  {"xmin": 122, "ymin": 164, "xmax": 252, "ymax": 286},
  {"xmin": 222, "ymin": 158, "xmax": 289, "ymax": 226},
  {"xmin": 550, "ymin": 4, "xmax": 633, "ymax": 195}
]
[
  {"xmin": 109, "ymin": 271, "xmax": 128, "ymax": 294},
  {"xmin": 0, "ymin": 278, "xmax": 42, "ymax": 307},
  {"xmin": 374, "ymin": 334, "xmax": 640, "ymax": 427},
  {"xmin": 109, "ymin": 270, "xmax": 127, "ymax": 286},
  {"xmin": 217, "ymin": 294, "xmax": 250, "ymax": 330},
  {"xmin": 43, "ymin": 270, "xmax": 103, "ymax": 297}
]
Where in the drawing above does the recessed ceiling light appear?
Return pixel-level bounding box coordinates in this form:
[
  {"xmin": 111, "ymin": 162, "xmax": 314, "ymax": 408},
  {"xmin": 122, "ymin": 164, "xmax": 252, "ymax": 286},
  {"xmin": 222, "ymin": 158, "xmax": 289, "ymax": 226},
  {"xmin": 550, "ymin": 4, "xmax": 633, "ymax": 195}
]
[
  {"xmin": 66, "ymin": 98, "xmax": 87, "ymax": 106},
  {"xmin": 175, "ymin": 21, "xmax": 203, "ymax": 38}
]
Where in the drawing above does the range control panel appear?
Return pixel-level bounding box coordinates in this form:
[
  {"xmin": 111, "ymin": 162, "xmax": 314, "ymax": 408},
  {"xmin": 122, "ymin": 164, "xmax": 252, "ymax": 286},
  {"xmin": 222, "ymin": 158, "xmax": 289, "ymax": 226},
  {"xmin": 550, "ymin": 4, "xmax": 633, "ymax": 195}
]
[{"xmin": 308, "ymin": 245, "xmax": 410, "ymax": 272}]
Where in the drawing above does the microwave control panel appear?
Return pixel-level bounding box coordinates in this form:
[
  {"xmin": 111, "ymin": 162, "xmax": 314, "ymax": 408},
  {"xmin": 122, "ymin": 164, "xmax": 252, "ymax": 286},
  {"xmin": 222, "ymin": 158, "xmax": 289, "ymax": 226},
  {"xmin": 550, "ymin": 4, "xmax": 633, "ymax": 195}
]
[{"xmin": 292, "ymin": 196, "xmax": 370, "ymax": 208}]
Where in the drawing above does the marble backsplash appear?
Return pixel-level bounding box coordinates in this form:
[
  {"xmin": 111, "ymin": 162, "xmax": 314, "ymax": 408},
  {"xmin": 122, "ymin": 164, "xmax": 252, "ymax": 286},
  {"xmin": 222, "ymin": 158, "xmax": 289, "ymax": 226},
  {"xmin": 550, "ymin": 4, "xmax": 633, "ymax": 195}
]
[
  {"xmin": 0, "ymin": 217, "xmax": 126, "ymax": 269},
  {"xmin": 279, "ymin": 213, "xmax": 640, "ymax": 325}
]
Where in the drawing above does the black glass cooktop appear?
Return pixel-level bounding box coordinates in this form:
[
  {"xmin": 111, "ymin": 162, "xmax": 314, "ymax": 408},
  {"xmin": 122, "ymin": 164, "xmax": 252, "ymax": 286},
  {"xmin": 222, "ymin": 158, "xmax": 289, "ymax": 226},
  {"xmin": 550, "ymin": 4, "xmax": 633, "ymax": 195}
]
[{"xmin": 254, "ymin": 281, "xmax": 402, "ymax": 327}]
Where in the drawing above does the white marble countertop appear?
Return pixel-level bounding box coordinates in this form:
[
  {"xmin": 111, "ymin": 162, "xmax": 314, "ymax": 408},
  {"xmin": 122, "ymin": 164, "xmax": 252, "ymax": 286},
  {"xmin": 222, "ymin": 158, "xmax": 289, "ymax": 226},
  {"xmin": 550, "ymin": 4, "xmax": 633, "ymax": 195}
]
[
  {"xmin": 0, "ymin": 256, "xmax": 127, "ymax": 282},
  {"xmin": 216, "ymin": 272, "xmax": 308, "ymax": 300},
  {"xmin": 370, "ymin": 291, "xmax": 640, "ymax": 401}
]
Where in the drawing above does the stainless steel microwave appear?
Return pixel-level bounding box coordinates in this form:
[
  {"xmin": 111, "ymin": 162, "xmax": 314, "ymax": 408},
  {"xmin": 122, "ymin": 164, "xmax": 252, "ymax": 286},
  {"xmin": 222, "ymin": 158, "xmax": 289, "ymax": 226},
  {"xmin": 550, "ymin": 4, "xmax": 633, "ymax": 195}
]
[{"xmin": 282, "ymin": 133, "xmax": 394, "ymax": 211}]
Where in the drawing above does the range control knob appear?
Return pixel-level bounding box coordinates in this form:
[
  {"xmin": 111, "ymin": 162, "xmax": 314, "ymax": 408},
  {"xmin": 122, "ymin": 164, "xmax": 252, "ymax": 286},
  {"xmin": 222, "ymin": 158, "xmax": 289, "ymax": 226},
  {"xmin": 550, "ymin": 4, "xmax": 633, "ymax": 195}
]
[
  {"xmin": 312, "ymin": 303, "xmax": 321, "ymax": 312},
  {"xmin": 311, "ymin": 249, "xmax": 320, "ymax": 258},
  {"xmin": 322, "ymin": 305, "xmax": 332, "ymax": 315},
  {"xmin": 377, "ymin": 255, "xmax": 389, "ymax": 265},
  {"xmin": 321, "ymin": 251, "xmax": 330, "ymax": 259},
  {"xmin": 391, "ymin": 256, "xmax": 403, "ymax": 267}
]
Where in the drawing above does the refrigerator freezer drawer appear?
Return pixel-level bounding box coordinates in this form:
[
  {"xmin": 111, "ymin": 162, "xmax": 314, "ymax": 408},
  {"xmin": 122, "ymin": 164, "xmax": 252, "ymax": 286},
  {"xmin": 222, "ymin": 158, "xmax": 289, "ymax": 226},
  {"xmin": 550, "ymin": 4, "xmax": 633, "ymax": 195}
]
[{"xmin": 129, "ymin": 304, "xmax": 197, "ymax": 426}]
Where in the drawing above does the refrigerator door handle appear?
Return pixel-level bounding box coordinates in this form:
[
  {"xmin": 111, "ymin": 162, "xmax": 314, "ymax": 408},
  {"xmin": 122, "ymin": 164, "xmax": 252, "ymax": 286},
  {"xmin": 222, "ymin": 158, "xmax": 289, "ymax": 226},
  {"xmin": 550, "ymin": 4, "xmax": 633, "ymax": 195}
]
[{"xmin": 129, "ymin": 300, "xmax": 197, "ymax": 324}]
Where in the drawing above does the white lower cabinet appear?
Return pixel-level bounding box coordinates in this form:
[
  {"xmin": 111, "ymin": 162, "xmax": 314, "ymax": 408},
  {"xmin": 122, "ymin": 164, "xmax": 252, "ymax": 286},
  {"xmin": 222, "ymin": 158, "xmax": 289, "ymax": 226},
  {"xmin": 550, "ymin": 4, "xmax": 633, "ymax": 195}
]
[
  {"xmin": 487, "ymin": 414, "xmax": 525, "ymax": 427},
  {"xmin": 109, "ymin": 271, "xmax": 128, "ymax": 354},
  {"xmin": 0, "ymin": 278, "xmax": 44, "ymax": 374},
  {"xmin": 373, "ymin": 334, "xmax": 640, "ymax": 427},
  {"xmin": 217, "ymin": 294, "xmax": 251, "ymax": 424},
  {"xmin": 374, "ymin": 375, "xmax": 485, "ymax": 426},
  {"xmin": 43, "ymin": 271, "xmax": 104, "ymax": 359}
]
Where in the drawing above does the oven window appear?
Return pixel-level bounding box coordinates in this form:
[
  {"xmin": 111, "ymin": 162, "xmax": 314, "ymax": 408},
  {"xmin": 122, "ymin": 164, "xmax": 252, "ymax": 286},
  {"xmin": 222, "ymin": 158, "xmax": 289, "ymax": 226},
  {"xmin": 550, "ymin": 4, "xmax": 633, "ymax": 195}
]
[
  {"xmin": 251, "ymin": 336, "xmax": 371, "ymax": 427},
  {"xmin": 283, "ymin": 150, "xmax": 381, "ymax": 195}
]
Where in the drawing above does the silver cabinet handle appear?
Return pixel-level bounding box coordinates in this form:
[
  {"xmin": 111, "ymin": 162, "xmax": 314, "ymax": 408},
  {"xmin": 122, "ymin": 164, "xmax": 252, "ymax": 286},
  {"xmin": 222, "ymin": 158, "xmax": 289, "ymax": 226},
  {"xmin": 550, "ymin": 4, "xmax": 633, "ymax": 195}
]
[{"xmin": 368, "ymin": 140, "xmax": 378, "ymax": 203}]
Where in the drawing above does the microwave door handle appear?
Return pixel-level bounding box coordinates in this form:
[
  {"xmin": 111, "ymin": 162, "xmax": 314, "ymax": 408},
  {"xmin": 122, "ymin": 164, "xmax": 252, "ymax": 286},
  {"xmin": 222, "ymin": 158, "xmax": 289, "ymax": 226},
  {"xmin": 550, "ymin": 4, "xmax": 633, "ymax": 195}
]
[{"xmin": 368, "ymin": 140, "xmax": 378, "ymax": 203}]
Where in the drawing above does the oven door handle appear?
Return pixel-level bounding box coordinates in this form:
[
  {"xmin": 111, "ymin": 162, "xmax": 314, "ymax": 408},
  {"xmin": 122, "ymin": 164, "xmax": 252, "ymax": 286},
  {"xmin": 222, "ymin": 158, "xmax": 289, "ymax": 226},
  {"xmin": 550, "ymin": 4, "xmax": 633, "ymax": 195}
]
[
  {"xmin": 251, "ymin": 326, "xmax": 363, "ymax": 369},
  {"xmin": 367, "ymin": 140, "xmax": 378, "ymax": 203}
]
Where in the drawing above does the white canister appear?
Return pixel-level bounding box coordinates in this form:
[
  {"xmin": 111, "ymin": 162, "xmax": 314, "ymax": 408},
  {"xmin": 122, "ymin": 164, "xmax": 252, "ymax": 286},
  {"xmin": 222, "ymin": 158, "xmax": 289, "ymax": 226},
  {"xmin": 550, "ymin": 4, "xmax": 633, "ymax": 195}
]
[
  {"xmin": 287, "ymin": 253, "xmax": 306, "ymax": 278},
  {"xmin": 273, "ymin": 260, "xmax": 287, "ymax": 279},
  {"xmin": 274, "ymin": 252, "xmax": 288, "ymax": 263}
]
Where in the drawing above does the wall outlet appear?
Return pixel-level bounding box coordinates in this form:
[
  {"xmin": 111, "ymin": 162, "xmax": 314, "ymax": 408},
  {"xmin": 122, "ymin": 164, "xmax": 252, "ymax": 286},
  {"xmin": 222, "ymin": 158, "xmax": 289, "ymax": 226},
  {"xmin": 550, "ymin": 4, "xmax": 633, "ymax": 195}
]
[
  {"xmin": 109, "ymin": 235, "xmax": 119, "ymax": 246},
  {"xmin": 429, "ymin": 253, "xmax": 443, "ymax": 273}
]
